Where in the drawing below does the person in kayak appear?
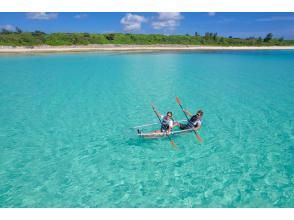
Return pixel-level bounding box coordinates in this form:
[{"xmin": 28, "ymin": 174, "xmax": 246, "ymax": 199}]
[
  {"xmin": 178, "ymin": 110, "xmax": 203, "ymax": 131},
  {"xmin": 154, "ymin": 111, "xmax": 179, "ymax": 135}
]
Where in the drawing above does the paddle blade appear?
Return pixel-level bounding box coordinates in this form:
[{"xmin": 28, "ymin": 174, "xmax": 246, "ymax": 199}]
[
  {"xmin": 176, "ymin": 96, "xmax": 181, "ymax": 105},
  {"xmin": 170, "ymin": 140, "xmax": 177, "ymax": 149},
  {"xmin": 195, "ymin": 133, "xmax": 203, "ymax": 143}
]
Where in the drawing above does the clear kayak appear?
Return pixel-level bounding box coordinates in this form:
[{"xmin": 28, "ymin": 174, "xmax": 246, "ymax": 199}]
[
  {"xmin": 137, "ymin": 128, "xmax": 195, "ymax": 139},
  {"xmin": 134, "ymin": 119, "xmax": 195, "ymax": 139}
]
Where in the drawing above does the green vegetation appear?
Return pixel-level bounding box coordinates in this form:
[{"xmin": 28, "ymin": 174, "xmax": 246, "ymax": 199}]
[{"xmin": 1, "ymin": 29, "xmax": 294, "ymax": 46}]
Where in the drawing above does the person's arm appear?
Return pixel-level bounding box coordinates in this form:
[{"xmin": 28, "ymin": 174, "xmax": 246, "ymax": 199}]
[
  {"xmin": 193, "ymin": 123, "xmax": 201, "ymax": 131},
  {"xmin": 167, "ymin": 120, "xmax": 174, "ymax": 134},
  {"xmin": 183, "ymin": 109, "xmax": 193, "ymax": 117},
  {"xmin": 154, "ymin": 110, "xmax": 162, "ymax": 119}
]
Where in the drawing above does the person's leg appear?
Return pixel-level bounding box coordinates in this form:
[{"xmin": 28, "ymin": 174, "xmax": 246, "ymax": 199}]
[
  {"xmin": 179, "ymin": 123, "xmax": 189, "ymax": 130},
  {"xmin": 142, "ymin": 130, "xmax": 163, "ymax": 136},
  {"xmin": 172, "ymin": 122, "xmax": 179, "ymax": 128},
  {"xmin": 156, "ymin": 129, "xmax": 164, "ymax": 136}
]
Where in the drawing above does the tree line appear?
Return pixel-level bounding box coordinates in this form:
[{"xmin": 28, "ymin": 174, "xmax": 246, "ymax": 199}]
[{"xmin": 0, "ymin": 28, "xmax": 293, "ymax": 46}]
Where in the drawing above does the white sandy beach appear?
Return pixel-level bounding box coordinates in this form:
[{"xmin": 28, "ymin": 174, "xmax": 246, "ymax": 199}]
[{"xmin": 1, "ymin": 44, "xmax": 294, "ymax": 53}]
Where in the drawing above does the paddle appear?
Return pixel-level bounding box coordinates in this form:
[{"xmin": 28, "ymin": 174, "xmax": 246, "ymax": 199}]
[
  {"xmin": 176, "ymin": 96, "xmax": 203, "ymax": 143},
  {"xmin": 151, "ymin": 103, "xmax": 177, "ymax": 149}
]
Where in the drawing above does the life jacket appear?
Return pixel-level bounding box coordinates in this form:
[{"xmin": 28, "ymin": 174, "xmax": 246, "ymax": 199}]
[
  {"xmin": 161, "ymin": 116, "xmax": 173, "ymax": 131},
  {"xmin": 188, "ymin": 115, "xmax": 201, "ymax": 128}
]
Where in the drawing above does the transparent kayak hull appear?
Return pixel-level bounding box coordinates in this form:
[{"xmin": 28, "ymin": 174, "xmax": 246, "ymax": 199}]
[
  {"xmin": 134, "ymin": 119, "xmax": 196, "ymax": 139},
  {"xmin": 137, "ymin": 128, "xmax": 195, "ymax": 139}
]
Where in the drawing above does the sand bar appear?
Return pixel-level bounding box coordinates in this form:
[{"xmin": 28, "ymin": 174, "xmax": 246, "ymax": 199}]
[{"xmin": 1, "ymin": 44, "xmax": 294, "ymax": 54}]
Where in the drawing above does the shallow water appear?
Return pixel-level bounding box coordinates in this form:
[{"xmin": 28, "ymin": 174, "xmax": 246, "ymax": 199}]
[{"xmin": 0, "ymin": 51, "xmax": 293, "ymax": 207}]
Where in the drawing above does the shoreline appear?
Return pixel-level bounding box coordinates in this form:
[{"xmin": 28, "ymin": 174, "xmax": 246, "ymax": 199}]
[{"xmin": 1, "ymin": 44, "xmax": 294, "ymax": 54}]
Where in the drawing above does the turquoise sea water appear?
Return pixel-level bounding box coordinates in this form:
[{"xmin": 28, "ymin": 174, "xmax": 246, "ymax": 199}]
[{"xmin": 0, "ymin": 50, "xmax": 293, "ymax": 207}]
